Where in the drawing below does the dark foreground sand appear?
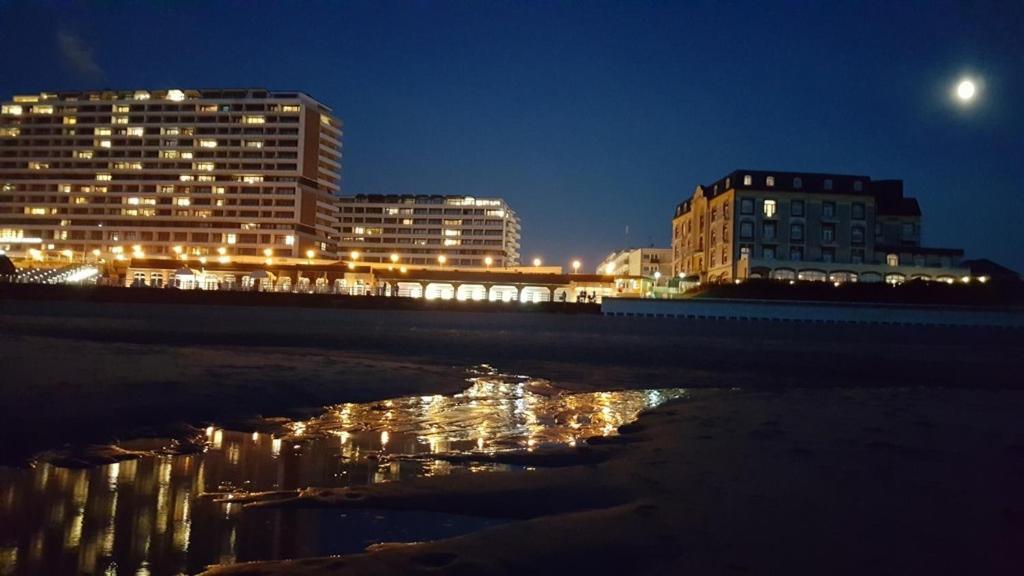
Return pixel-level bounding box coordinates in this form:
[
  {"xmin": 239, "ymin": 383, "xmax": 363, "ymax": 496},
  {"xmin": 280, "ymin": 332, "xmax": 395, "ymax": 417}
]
[
  {"xmin": 201, "ymin": 388, "xmax": 1024, "ymax": 575},
  {"xmin": 2, "ymin": 299, "xmax": 1024, "ymax": 574}
]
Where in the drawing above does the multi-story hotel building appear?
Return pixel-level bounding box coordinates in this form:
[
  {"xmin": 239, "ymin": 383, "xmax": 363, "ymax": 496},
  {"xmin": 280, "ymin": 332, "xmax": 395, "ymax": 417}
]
[
  {"xmin": 0, "ymin": 89, "xmax": 342, "ymax": 261},
  {"xmin": 672, "ymin": 170, "xmax": 966, "ymax": 284},
  {"xmin": 338, "ymin": 194, "xmax": 521, "ymax": 267}
]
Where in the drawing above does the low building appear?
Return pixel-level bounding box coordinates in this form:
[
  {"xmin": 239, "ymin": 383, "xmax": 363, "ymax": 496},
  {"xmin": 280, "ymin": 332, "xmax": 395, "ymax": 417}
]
[
  {"xmin": 671, "ymin": 170, "xmax": 968, "ymax": 284},
  {"xmin": 120, "ymin": 257, "xmax": 618, "ymax": 302},
  {"xmin": 338, "ymin": 194, "xmax": 521, "ymax": 268},
  {"xmin": 597, "ymin": 247, "xmax": 672, "ymax": 277}
]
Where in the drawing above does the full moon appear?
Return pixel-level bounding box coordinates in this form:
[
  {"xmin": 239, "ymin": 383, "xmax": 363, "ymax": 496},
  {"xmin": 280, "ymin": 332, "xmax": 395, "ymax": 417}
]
[{"xmin": 956, "ymin": 79, "xmax": 976, "ymax": 101}]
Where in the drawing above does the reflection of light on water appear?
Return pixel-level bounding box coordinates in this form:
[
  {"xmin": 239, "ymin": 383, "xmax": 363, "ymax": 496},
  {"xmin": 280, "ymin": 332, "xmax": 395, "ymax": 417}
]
[{"xmin": 0, "ymin": 367, "xmax": 684, "ymax": 576}]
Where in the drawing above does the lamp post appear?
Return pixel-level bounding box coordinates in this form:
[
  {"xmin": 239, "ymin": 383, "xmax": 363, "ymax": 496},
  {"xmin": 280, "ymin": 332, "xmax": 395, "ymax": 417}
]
[
  {"xmin": 532, "ymin": 257, "xmax": 542, "ymax": 267},
  {"xmin": 305, "ymin": 249, "xmax": 315, "ymax": 265},
  {"xmin": 390, "ymin": 253, "xmax": 399, "ymax": 264},
  {"xmin": 484, "ymin": 256, "xmax": 493, "ymax": 269},
  {"xmin": 572, "ymin": 260, "xmax": 581, "ymax": 274},
  {"xmin": 437, "ymin": 254, "xmax": 447, "ymax": 267}
]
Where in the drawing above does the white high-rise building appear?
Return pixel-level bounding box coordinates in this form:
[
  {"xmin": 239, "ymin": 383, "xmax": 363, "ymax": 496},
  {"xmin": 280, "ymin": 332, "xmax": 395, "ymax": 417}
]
[{"xmin": 0, "ymin": 88, "xmax": 342, "ymax": 261}]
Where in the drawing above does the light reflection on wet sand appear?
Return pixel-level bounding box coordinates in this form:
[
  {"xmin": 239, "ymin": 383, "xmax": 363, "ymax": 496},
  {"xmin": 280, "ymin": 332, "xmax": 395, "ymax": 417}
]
[{"xmin": 0, "ymin": 367, "xmax": 684, "ymax": 575}]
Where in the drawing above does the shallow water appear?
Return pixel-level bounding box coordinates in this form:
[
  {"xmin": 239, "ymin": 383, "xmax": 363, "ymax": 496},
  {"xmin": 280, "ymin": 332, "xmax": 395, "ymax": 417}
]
[{"xmin": 0, "ymin": 367, "xmax": 685, "ymax": 575}]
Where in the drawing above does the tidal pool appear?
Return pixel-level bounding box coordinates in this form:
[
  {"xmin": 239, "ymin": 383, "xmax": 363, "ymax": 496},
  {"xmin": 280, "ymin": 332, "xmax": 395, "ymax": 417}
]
[{"xmin": 0, "ymin": 367, "xmax": 685, "ymax": 575}]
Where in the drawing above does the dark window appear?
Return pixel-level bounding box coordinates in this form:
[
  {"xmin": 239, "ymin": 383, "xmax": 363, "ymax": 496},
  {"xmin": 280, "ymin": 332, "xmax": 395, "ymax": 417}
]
[
  {"xmin": 822, "ymin": 223, "xmax": 835, "ymax": 243},
  {"xmin": 790, "ymin": 246, "xmax": 803, "ymax": 261},
  {"xmin": 740, "ymin": 198, "xmax": 754, "ymax": 214},
  {"xmin": 901, "ymin": 222, "xmax": 915, "ymax": 238},
  {"xmin": 762, "ymin": 221, "xmax": 777, "ymax": 240},
  {"xmin": 790, "ymin": 223, "xmax": 804, "ymax": 242},
  {"xmin": 762, "ymin": 245, "xmax": 776, "ymax": 259},
  {"xmin": 852, "ymin": 202, "xmax": 865, "ymax": 220},
  {"xmin": 851, "ymin": 226, "xmax": 865, "ymax": 245},
  {"xmin": 852, "ymin": 248, "xmax": 864, "ymax": 264},
  {"xmin": 824, "ymin": 179, "xmax": 833, "ymax": 190},
  {"xmin": 822, "ymin": 247, "xmax": 835, "ymax": 263},
  {"xmin": 791, "ymin": 200, "xmax": 804, "ymax": 217},
  {"xmin": 822, "ymin": 202, "xmax": 836, "ymax": 218},
  {"xmin": 739, "ymin": 221, "xmax": 754, "ymax": 240}
]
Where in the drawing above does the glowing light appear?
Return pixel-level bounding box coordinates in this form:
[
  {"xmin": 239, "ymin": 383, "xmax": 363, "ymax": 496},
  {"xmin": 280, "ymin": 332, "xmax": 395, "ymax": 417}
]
[
  {"xmin": 978, "ymin": 275, "xmax": 989, "ymax": 284},
  {"xmin": 961, "ymin": 275, "xmax": 971, "ymax": 284},
  {"xmin": 172, "ymin": 245, "xmax": 183, "ymax": 255},
  {"xmin": 389, "ymin": 253, "xmax": 399, "ymax": 263},
  {"xmin": 349, "ymin": 250, "xmax": 360, "ymax": 260},
  {"xmin": 654, "ymin": 271, "xmax": 662, "ymax": 280},
  {"xmin": 217, "ymin": 246, "xmax": 227, "ymax": 256},
  {"xmin": 437, "ymin": 255, "xmax": 447, "ymax": 265},
  {"xmin": 305, "ymin": 249, "xmax": 316, "ymax": 260},
  {"xmin": 399, "ymin": 266, "xmax": 408, "ymax": 273},
  {"xmin": 532, "ymin": 257, "xmax": 542, "ymax": 267},
  {"xmin": 484, "ymin": 256, "xmax": 493, "ymax": 267},
  {"xmin": 263, "ymin": 248, "xmax": 273, "ymax": 258},
  {"xmin": 956, "ymin": 79, "xmax": 976, "ymax": 102},
  {"xmin": 572, "ymin": 260, "xmax": 581, "ymax": 273},
  {"xmin": 218, "ymin": 255, "xmax": 230, "ymax": 264},
  {"xmin": 198, "ymin": 256, "xmax": 207, "ymax": 265}
]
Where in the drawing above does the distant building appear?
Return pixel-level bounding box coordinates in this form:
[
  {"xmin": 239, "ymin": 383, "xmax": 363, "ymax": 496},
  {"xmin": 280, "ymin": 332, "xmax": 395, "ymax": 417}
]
[
  {"xmin": 671, "ymin": 170, "xmax": 967, "ymax": 284},
  {"xmin": 0, "ymin": 89, "xmax": 343, "ymax": 261},
  {"xmin": 597, "ymin": 247, "xmax": 672, "ymax": 277},
  {"xmin": 338, "ymin": 194, "xmax": 521, "ymax": 267}
]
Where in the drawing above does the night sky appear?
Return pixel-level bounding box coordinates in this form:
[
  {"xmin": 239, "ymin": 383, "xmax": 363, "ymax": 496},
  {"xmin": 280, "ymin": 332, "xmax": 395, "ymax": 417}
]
[{"xmin": 1, "ymin": 1, "xmax": 1021, "ymax": 271}]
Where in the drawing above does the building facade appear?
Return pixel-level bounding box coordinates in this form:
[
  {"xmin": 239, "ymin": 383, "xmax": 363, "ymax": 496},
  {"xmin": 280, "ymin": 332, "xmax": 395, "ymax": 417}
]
[
  {"xmin": 671, "ymin": 170, "xmax": 966, "ymax": 284},
  {"xmin": 596, "ymin": 247, "xmax": 672, "ymax": 277},
  {"xmin": 338, "ymin": 194, "xmax": 521, "ymax": 267},
  {"xmin": 0, "ymin": 88, "xmax": 342, "ymax": 261}
]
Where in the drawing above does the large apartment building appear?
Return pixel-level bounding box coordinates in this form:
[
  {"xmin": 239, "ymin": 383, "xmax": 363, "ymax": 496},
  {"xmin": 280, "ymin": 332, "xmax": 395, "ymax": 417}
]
[
  {"xmin": 0, "ymin": 88, "xmax": 342, "ymax": 261},
  {"xmin": 672, "ymin": 170, "xmax": 966, "ymax": 284},
  {"xmin": 338, "ymin": 194, "xmax": 521, "ymax": 267}
]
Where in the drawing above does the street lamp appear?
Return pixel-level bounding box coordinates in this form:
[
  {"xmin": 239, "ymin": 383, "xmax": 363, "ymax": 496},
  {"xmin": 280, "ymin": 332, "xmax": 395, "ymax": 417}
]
[
  {"xmin": 350, "ymin": 250, "xmax": 360, "ymax": 261},
  {"xmin": 532, "ymin": 257, "xmax": 542, "ymax": 267},
  {"xmin": 305, "ymin": 249, "xmax": 315, "ymax": 264},
  {"xmin": 572, "ymin": 260, "xmax": 581, "ymax": 274},
  {"xmin": 263, "ymin": 248, "xmax": 273, "ymax": 258},
  {"xmin": 437, "ymin": 254, "xmax": 447, "ymax": 266},
  {"xmin": 390, "ymin": 253, "xmax": 399, "ymax": 264},
  {"xmin": 484, "ymin": 256, "xmax": 493, "ymax": 268},
  {"xmin": 654, "ymin": 270, "xmax": 662, "ymax": 285}
]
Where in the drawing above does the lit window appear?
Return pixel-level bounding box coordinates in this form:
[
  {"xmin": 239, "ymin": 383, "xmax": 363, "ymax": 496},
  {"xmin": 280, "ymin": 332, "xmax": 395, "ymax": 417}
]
[
  {"xmin": 166, "ymin": 89, "xmax": 186, "ymax": 102},
  {"xmin": 284, "ymin": 235, "xmax": 295, "ymax": 246},
  {"xmin": 242, "ymin": 115, "xmax": 265, "ymax": 125},
  {"xmin": 133, "ymin": 91, "xmax": 151, "ymax": 100},
  {"xmin": 194, "ymin": 162, "xmax": 215, "ymax": 171},
  {"xmin": 244, "ymin": 140, "xmax": 264, "ymax": 148},
  {"xmin": 199, "ymin": 139, "xmax": 218, "ymax": 148},
  {"xmin": 162, "ymin": 127, "xmax": 180, "ymax": 136},
  {"xmin": 113, "ymin": 105, "xmax": 130, "ymax": 113},
  {"xmin": 0, "ymin": 127, "xmax": 19, "ymax": 137},
  {"xmin": 28, "ymin": 162, "xmax": 49, "ymax": 170},
  {"xmin": 213, "ymin": 186, "xmax": 225, "ymax": 195},
  {"xmin": 282, "ymin": 104, "xmax": 300, "ymax": 112},
  {"xmin": 240, "ymin": 175, "xmax": 263, "ymax": 183},
  {"xmin": 766, "ymin": 176, "xmax": 775, "ymax": 187},
  {"xmin": 112, "ymin": 115, "xmax": 128, "ymax": 124},
  {"xmin": 763, "ymin": 199, "xmax": 777, "ymax": 218},
  {"xmin": 199, "ymin": 104, "xmax": 218, "ymax": 112},
  {"xmin": 444, "ymin": 238, "xmax": 460, "ymax": 246},
  {"xmin": 174, "ymin": 198, "xmax": 191, "ymax": 207},
  {"xmin": 95, "ymin": 128, "xmax": 112, "ymax": 136},
  {"xmin": 1, "ymin": 105, "xmax": 23, "ymax": 115},
  {"xmin": 179, "ymin": 175, "xmax": 195, "ymax": 182},
  {"xmin": 63, "ymin": 116, "xmax": 77, "ymax": 125},
  {"xmin": 74, "ymin": 150, "xmax": 93, "ymax": 159},
  {"xmin": 226, "ymin": 233, "xmax": 237, "ymax": 245},
  {"xmin": 98, "ymin": 140, "xmax": 112, "ymax": 148},
  {"xmin": 181, "ymin": 152, "xmax": 194, "ymax": 160},
  {"xmin": 887, "ymin": 253, "xmax": 899, "ymax": 266},
  {"xmin": 126, "ymin": 127, "xmax": 144, "ymax": 137},
  {"xmin": 160, "ymin": 150, "xmax": 180, "ymax": 159},
  {"xmin": 33, "ymin": 105, "xmax": 54, "ymax": 114}
]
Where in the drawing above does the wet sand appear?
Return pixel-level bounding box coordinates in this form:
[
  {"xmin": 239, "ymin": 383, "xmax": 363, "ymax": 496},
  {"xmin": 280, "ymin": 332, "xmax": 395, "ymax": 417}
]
[
  {"xmin": 2, "ymin": 299, "xmax": 1024, "ymax": 574},
  {"xmin": 2, "ymin": 298, "xmax": 1022, "ymax": 464},
  {"xmin": 202, "ymin": 388, "xmax": 1024, "ymax": 575}
]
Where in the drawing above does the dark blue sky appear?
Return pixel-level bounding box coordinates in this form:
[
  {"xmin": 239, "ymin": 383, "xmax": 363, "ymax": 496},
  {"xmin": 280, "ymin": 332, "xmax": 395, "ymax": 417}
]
[{"xmin": 2, "ymin": 1, "xmax": 1021, "ymax": 270}]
